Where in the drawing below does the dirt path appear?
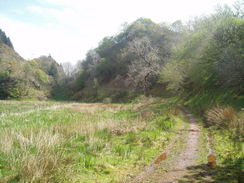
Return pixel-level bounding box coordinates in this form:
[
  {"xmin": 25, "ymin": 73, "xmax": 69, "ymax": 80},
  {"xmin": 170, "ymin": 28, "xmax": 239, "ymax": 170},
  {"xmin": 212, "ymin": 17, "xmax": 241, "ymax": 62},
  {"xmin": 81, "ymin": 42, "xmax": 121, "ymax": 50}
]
[
  {"xmin": 159, "ymin": 113, "xmax": 200, "ymax": 183},
  {"xmin": 130, "ymin": 112, "xmax": 201, "ymax": 183}
]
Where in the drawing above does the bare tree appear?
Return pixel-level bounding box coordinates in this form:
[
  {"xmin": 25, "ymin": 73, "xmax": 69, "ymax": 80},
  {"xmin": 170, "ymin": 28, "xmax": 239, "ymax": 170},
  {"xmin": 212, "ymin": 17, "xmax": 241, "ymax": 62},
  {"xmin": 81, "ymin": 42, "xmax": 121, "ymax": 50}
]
[
  {"xmin": 62, "ymin": 62, "xmax": 74, "ymax": 77},
  {"xmin": 126, "ymin": 37, "xmax": 160, "ymax": 92}
]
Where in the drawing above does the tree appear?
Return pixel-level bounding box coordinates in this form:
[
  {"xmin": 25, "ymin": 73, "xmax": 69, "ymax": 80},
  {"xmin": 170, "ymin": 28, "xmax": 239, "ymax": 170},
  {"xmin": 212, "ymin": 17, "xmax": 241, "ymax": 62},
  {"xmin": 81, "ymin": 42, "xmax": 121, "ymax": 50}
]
[
  {"xmin": 160, "ymin": 5, "xmax": 244, "ymax": 93},
  {"xmin": 125, "ymin": 37, "xmax": 160, "ymax": 92},
  {"xmin": 62, "ymin": 62, "xmax": 74, "ymax": 78},
  {"xmin": 82, "ymin": 50, "xmax": 100, "ymax": 76}
]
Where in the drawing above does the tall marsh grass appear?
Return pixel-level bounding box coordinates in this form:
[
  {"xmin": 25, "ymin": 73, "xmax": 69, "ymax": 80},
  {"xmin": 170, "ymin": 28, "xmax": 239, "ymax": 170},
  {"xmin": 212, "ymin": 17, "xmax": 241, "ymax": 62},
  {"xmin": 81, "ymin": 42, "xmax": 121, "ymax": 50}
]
[{"xmin": 0, "ymin": 100, "xmax": 180, "ymax": 182}]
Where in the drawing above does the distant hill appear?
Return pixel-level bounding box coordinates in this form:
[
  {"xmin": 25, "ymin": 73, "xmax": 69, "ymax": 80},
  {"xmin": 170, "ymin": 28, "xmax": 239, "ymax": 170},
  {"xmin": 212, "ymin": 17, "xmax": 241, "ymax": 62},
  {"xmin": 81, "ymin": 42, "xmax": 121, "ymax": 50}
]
[
  {"xmin": 34, "ymin": 55, "xmax": 65, "ymax": 82},
  {"xmin": 0, "ymin": 29, "xmax": 65, "ymax": 99}
]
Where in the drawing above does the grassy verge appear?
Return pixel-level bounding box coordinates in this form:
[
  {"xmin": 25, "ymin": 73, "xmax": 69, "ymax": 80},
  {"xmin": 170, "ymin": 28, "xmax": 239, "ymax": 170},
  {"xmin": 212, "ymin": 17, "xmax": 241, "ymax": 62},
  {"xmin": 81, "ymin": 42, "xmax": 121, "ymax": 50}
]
[{"xmin": 210, "ymin": 129, "xmax": 243, "ymax": 183}]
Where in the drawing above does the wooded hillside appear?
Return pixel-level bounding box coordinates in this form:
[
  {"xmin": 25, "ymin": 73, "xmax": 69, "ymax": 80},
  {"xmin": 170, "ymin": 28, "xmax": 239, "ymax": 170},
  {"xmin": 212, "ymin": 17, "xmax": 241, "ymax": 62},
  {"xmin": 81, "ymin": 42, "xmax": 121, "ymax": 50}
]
[
  {"xmin": 0, "ymin": 30, "xmax": 65, "ymax": 99},
  {"xmin": 0, "ymin": 4, "xmax": 243, "ymax": 104},
  {"xmin": 62, "ymin": 5, "xmax": 243, "ymax": 104}
]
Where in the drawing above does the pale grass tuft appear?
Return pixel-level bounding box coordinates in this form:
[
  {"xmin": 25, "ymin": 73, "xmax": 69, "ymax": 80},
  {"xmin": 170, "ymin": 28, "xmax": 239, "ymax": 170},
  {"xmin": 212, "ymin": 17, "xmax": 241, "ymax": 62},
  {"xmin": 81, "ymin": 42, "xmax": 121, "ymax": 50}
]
[
  {"xmin": 65, "ymin": 103, "xmax": 127, "ymax": 114},
  {"xmin": 19, "ymin": 149, "xmax": 62, "ymax": 182},
  {"xmin": 31, "ymin": 129, "xmax": 62, "ymax": 149},
  {"xmin": 206, "ymin": 106, "xmax": 244, "ymax": 139},
  {"xmin": 110, "ymin": 121, "xmax": 147, "ymax": 135},
  {"xmin": 0, "ymin": 129, "xmax": 15, "ymax": 153},
  {"xmin": 0, "ymin": 128, "xmax": 63, "ymax": 182},
  {"xmin": 10, "ymin": 129, "xmax": 62, "ymax": 150},
  {"xmin": 53, "ymin": 117, "xmax": 146, "ymax": 138},
  {"xmin": 206, "ymin": 105, "xmax": 236, "ymax": 127},
  {"xmin": 53, "ymin": 119, "xmax": 120, "ymax": 137}
]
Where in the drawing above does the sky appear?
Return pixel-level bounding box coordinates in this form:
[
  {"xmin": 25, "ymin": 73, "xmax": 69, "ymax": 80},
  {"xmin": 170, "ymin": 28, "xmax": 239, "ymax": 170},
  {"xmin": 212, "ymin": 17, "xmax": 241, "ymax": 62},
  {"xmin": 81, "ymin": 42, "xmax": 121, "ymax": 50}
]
[{"xmin": 0, "ymin": 0, "xmax": 236, "ymax": 64}]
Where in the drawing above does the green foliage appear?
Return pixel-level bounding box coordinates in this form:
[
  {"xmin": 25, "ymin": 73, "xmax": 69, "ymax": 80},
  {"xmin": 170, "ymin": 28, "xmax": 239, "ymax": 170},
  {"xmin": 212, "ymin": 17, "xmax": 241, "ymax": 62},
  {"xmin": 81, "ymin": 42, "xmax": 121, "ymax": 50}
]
[
  {"xmin": 35, "ymin": 69, "xmax": 50, "ymax": 84},
  {"xmin": 35, "ymin": 56, "xmax": 65, "ymax": 85},
  {"xmin": 210, "ymin": 129, "xmax": 243, "ymax": 182},
  {"xmin": 72, "ymin": 18, "xmax": 176, "ymax": 100},
  {"xmin": 111, "ymin": 90, "xmax": 129, "ymax": 102},
  {"xmin": 75, "ymin": 70, "xmax": 87, "ymax": 90},
  {"xmin": 160, "ymin": 8, "xmax": 244, "ymax": 98},
  {"xmin": 0, "ymin": 31, "xmax": 65, "ymax": 99},
  {"xmin": 152, "ymin": 116, "xmax": 175, "ymax": 130},
  {"xmin": 94, "ymin": 58, "xmax": 115, "ymax": 80},
  {"xmin": 0, "ymin": 72, "xmax": 28, "ymax": 99}
]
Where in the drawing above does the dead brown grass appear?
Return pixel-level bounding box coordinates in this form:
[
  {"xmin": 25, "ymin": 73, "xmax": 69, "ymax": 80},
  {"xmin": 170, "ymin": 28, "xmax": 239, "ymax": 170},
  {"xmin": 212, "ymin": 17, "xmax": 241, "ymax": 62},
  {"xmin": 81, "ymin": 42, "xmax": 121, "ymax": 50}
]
[
  {"xmin": 64, "ymin": 103, "xmax": 127, "ymax": 114},
  {"xmin": 206, "ymin": 106, "xmax": 236, "ymax": 127},
  {"xmin": 0, "ymin": 129, "xmax": 15, "ymax": 153},
  {"xmin": 19, "ymin": 149, "xmax": 62, "ymax": 182},
  {"xmin": 206, "ymin": 106, "xmax": 244, "ymax": 138}
]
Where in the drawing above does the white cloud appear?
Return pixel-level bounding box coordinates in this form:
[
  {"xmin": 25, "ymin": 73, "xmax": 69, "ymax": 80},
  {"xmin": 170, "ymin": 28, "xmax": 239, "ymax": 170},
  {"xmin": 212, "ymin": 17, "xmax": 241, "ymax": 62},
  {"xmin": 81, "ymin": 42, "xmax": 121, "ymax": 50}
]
[
  {"xmin": 0, "ymin": 15, "xmax": 90, "ymax": 63},
  {"xmin": 1, "ymin": 0, "xmax": 235, "ymax": 64}
]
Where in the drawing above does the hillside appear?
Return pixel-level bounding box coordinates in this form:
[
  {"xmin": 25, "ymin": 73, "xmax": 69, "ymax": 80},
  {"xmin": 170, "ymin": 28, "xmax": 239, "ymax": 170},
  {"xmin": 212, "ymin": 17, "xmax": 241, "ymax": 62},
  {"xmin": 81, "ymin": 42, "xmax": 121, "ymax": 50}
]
[
  {"xmin": 65, "ymin": 18, "xmax": 179, "ymax": 101},
  {"xmin": 0, "ymin": 31, "xmax": 65, "ymax": 99},
  {"xmin": 31, "ymin": 55, "xmax": 65, "ymax": 87},
  {"xmin": 64, "ymin": 10, "xmax": 243, "ymax": 105}
]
